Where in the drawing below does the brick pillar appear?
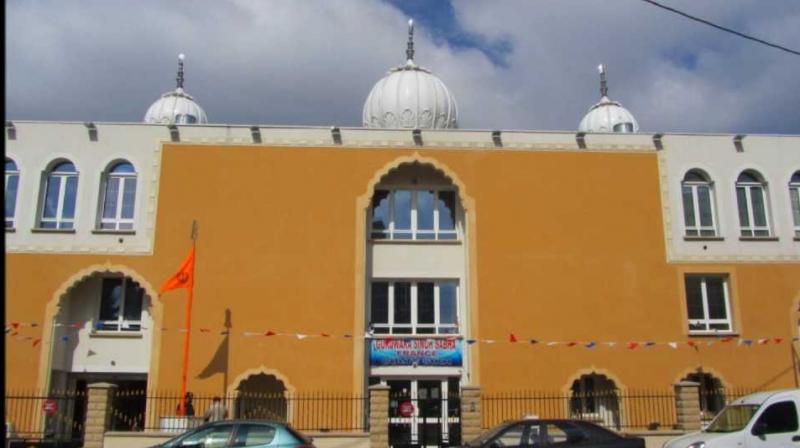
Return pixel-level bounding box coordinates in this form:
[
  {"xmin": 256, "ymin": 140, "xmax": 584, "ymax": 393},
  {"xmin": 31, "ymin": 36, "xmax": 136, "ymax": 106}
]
[
  {"xmin": 84, "ymin": 382, "xmax": 118, "ymax": 448},
  {"xmin": 369, "ymin": 384, "xmax": 390, "ymax": 448},
  {"xmin": 460, "ymin": 385, "xmax": 482, "ymax": 444},
  {"xmin": 674, "ymin": 381, "xmax": 701, "ymax": 431}
]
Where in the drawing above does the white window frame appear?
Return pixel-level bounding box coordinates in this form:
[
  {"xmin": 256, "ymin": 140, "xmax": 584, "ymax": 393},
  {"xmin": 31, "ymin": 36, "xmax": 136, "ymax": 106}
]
[
  {"xmin": 736, "ymin": 173, "xmax": 772, "ymax": 237},
  {"xmin": 98, "ymin": 162, "xmax": 137, "ymax": 231},
  {"xmin": 681, "ymin": 172, "xmax": 718, "ymax": 237},
  {"xmin": 370, "ymin": 188, "xmax": 459, "ymax": 241},
  {"xmin": 39, "ymin": 162, "xmax": 79, "ymax": 230},
  {"xmin": 97, "ymin": 277, "xmax": 143, "ymax": 332},
  {"xmin": 5, "ymin": 160, "xmax": 19, "ymax": 229},
  {"xmin": 790, "ymin": 172, "xmax": 800, "ymax": 238},
  {"xmin": 369, "ymin": 280, "xmax": 459, "ymax": 335},
  {"xmin": 686, "ymin": 275, "xmax": 733, "ymax": 335}
]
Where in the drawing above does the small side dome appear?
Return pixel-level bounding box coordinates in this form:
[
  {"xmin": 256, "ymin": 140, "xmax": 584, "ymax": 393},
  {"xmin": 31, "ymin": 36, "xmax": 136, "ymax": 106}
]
[
  {"xmin": 578, "ymin": 65, "xmax": 638, "ymax": 133},
  {"xmin": 363, "ymin": 20, "xmax": 458, "ymax": 129},
  {"xmin": 144, "ymin": 54, "xmax": 208, "ymax": 125}
]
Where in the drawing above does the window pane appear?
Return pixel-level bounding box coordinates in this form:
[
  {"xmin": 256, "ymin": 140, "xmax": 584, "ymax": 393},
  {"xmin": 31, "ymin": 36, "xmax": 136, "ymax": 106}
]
[
  {"xmin": 736, "ymin": 187, "xmax": 750, "ymax": 228},
  {"xmin": 751, "ymin": 187, "xmax": 767, "ymax": 227},
  {"xmin": 62, "ymin": 176, "xmax": 78, "ymax": 219},
  {"xmin": 237, "ymin": 424, "xmax": 277, "ymax": 447},
  {"xmin": 417, "ymin": 282, "xmax": 434, "ymax": 324},
  {"xmin": 371, "ymin": 190, "xmax": 390, "ymax": 232},
  {"xmin": 685, "ymin": 277, "xmax": 705, "ymax": 320},
  {"xmin": 43, "ymin": 177, "xmax": 61, "ymax": 218},
  {"xmin": 757, "ymin": 401, "xmax": 798, "ymax": 434},
  {"xmin": 99, "ymin": 279, "xmax": 124, "ymax": 321},
  {"xmin": 394, "ymin": 190, "xmax": 412, "ymax": 231},
  {"xmin": 682, "ymin": 186, "xmax": 696, "ymax": 227},
  {"xmin": 5, "ymin": 174, "xmax": 19, "ymax": 219},
  {"xmin": 371, "ymin": 282, "xmax": 389, "ymax": 324},
  {"xmin": 103, "ymin": 177, "xmax": 120, "ymax": 219},
  {"xmin": 121, "ymin": 178, "xmax": 137, "ymax": 219},
  {"xmin": 417, "ymin": 190, "xmax": 435, "ymax": 231},
  {"xmin": 394, "ymin": 283, "xmax": 411, "ymax": 324},
  {"xmin": 123, "ymin": 280, "xmax": 144, "ymax": 321},
  {"xmin": 438, "ymin": 191, "xmax": 456, "ymax": 231},
  {"xmin": 439, "ymin": 282, "xmax": 457, "ymax": 324},
  {"xmin": 791, "ymin": 187, "xmax": 800, "ymax": 226},
  {"xmin": 698, "ymin": 186, "xmax": 713, "ymax": 227},
  {"xmin": 705, "ymin": 277, "xmax": 727, "ymax": 320}
]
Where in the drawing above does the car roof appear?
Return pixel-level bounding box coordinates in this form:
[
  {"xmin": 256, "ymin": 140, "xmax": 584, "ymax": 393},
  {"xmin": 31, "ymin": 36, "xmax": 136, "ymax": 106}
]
[{"xmin": 730, "ymin": 389, "xmax": 800, "ymax": 406}]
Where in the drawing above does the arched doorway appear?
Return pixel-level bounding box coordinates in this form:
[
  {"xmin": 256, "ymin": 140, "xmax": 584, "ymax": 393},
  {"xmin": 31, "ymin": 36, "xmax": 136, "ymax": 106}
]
[
  {"xmin": 235, "ymin": 373, "xmax": 289, "ymax": 421},
  {"xmin": 682, "ymin": 371, "xmax": 725, "ymax": 422},
  {"xmin": 569, "ymin": 373, "xmax": 621, "ymax": 430}
]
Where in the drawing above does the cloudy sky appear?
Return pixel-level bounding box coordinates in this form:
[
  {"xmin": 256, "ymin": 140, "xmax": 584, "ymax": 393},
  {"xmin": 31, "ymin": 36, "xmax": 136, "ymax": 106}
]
[{"xmin": 6, "ymin": 0, "xmax": 800, "ymax": 134}]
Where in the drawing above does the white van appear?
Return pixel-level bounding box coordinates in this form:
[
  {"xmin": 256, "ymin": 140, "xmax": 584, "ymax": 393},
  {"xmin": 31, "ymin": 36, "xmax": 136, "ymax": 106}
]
[{"xmin": 664, "ymin": 389, "xmax": 800, "ymax": 448}]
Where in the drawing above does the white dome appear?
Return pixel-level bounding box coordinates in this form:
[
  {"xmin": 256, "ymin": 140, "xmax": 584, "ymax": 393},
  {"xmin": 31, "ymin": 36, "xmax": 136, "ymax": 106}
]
[
  {"xmin": 144, "ymin": 54, "xmax": 208, "ymax": 125},
  {"xmin": 578, "ymin": 64, "xmax": 638, "ymax": 133},
  {"xmin": 363, "ymin": 20, "xmax": 458, "ymax": 129},
  {"xmin": 144, "ymin": 88, "xmax": 208, "ymax": 125},
  {"xmin": 578, "ymin": 97, "xmax": 639, "ymax": 133}
]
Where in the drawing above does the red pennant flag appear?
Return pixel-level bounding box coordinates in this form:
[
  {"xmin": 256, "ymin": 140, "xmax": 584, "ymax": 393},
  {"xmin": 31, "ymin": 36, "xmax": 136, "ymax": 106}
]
[
  {"xmin": 199, "ymin": 328, "xmax": 210, "ymax": 333},
  {"xmin": 33, "ymin": 338, "xmax": 42, "ymax": 347},
  {"xmin": 160, "ymin": 247, "xmax": 196, "ymax": 293},
  {"xmin": 10, "ymin": 331, "xmax": 19, "ymax": 337},
  {"xmin": 687, "ymin": 341, "xmax": 698, "ymax": 348},
  {"xmin": 720, "ymin": 336, "xmax": 734, "ymax": 343},
  {"xmin": 72, "ymin": 321, "xmax": 83, "ymax": 329},
  {"xmin": 264, "ymin": 330, "xmax": 276, "ymax": 336},
  {"xmin": 566, "ymin": 342, "xmax": 577, "ymax": 347},
  {"xmin": 509, "ymin": 333, "xmax": 518, "ymax": 343},
  {"xmin": 10, "ymin": 322, "xmax": 20, "ymax": 329},
  {"xmin": 627, "ymin": 342, "xmax": 639, "ymax": 350},
  {"xmin": 320, "ymin": 333, "xmax": 331, "ymax": 337},
  {"xmin": 774, "ymin": 338, "xmax": 784, "ymax": 344}
]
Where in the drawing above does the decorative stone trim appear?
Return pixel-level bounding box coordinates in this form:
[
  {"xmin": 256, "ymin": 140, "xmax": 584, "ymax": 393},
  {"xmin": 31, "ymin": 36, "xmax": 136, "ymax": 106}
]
[
  {"xmin": 460, "ymin": 385, "xmax": 482, "ymax": 443},
  {"xmin": 673, "ymin": 381, "xmax": 701, "ymax": 431},
  {"xmin": 84, "ymin": 382, "xmax": 118, "ymax": 448},
  {"xmin": 369, "ymin": 385, "xmax": 390, "ymax": 448}
]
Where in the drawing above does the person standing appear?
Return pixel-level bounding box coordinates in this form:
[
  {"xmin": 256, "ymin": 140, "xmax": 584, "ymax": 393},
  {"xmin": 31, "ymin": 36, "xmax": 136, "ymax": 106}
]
[
  {"xmin": 177, "ymin": 392, "xmax": 196, "ymax": 417},
  {"xmin": 204, "ymin": 396, "xmax": 229, "ymax": 422}
]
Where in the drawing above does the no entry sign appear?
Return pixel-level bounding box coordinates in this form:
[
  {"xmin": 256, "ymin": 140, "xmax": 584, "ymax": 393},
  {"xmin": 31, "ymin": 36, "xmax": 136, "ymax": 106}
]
[
  {"xmin": 398, "ymin": 400, "xmax": 415, "ymax": 417},
  {"xmin": 42, "ymin": 399, "xmax": 58, "ymax": 416}
]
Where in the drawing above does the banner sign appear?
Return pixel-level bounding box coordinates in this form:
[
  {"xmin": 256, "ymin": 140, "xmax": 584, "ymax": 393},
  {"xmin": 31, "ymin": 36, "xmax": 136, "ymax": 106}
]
[{"xmin": 370, "ymin": 338, "xmax": 463, "ymax": 367}]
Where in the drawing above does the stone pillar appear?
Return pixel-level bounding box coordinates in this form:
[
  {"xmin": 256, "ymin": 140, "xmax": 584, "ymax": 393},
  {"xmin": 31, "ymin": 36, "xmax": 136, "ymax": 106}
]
[
  {"xmin": 369, "ymin": 384, "xmax": 390, "ymax": 448},
  {"xmin": 460, "ymin": 385, "xmax": 482, "ymax": 444},
  {"xmin": 674, "ymin": 381, "xmax": 701, "ymax": 431},
  {"xmin": 84, "ymin": 382, "xmax": 118, "ymax": 448}
]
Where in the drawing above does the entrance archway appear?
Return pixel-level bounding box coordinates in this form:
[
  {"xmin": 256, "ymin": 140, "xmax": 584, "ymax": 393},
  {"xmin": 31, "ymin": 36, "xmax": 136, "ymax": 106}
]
[{"xmin": 235, "ymin": 373, "xmax": 290, "ymax": 421}]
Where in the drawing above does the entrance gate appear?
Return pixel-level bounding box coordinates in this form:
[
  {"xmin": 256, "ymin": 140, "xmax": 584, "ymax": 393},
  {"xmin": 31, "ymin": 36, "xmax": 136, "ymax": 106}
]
[{"xmin": 387, "ymin": 379, "xmax": 461, "ymax": 447}]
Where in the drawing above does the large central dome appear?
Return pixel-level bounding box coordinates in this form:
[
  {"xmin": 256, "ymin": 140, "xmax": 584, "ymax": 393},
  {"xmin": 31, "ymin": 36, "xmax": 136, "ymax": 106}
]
[{"xmin": 363, "ymin": 20, "xmax": 458, "ymax": 129}]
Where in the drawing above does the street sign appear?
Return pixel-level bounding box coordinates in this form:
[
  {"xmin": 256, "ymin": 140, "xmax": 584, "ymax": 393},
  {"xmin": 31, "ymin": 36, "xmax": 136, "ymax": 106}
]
[
  {"xmin": 399, "ymin": 400, "xmax": 415, "ymax": 417},
  {"xmin": 43, "ymin": 399, "xmax": 58, "ymax": 416}
]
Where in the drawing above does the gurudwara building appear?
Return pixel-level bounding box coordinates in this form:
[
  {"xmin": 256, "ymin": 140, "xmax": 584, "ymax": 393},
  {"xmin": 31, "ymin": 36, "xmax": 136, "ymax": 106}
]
[{"xmin": 5, "ymin": 21, "xmax": 800, "ymax": 448}]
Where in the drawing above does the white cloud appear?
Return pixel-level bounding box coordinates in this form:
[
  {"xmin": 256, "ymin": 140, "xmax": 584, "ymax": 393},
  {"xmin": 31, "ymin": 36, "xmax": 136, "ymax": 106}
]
[{"xmin": 6, "ymin": 0, "xmax": 800, "ymax": 133}]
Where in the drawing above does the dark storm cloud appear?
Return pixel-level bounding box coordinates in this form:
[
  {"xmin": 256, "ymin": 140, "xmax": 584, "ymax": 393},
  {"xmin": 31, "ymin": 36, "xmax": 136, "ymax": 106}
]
[{"xmin": 6, "ymin": 0, "xmax": 800, "ymax": 133}]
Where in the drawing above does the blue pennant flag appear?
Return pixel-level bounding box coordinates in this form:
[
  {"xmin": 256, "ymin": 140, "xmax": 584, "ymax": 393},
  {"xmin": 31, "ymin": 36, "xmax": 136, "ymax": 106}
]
[{"xmin": 585, "ymin": 342, "xmax": 597, "ymax": 349}]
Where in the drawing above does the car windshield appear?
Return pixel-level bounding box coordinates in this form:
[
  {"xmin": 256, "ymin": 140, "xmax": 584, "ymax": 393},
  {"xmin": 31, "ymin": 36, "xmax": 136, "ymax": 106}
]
[
  {"xmin": 705, "ymin": 404, "xmax": 760, "ymax": 433},
  {"xmin": 468, "ymin": 423, "xmax": 514, "ymax": 446}
]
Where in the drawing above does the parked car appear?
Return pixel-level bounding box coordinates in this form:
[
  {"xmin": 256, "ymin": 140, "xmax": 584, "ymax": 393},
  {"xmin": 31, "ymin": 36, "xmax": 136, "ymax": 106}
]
[
  {"xmin": 663, "ymin": 389, "xmax": 800, "ymax": 448},
  {"xmin": 464, "ymin": 418, "xmax": 645, "ymax": 447},
  {"xmin": 150, "ymin": 420, "xmax": 315, "ymax": 448}
]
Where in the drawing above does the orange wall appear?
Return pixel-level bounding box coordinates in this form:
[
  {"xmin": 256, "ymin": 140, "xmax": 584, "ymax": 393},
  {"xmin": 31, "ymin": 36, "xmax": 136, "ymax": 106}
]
[{"xmin": 5, "ymin": 144, "xmax": 799, "ymax": 394}]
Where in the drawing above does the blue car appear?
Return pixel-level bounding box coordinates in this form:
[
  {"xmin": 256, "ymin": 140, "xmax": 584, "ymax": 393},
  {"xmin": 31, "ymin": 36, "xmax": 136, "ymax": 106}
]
[{"xmin": 152, "ymin": 420, "xmax": 315, "ymax": 448}]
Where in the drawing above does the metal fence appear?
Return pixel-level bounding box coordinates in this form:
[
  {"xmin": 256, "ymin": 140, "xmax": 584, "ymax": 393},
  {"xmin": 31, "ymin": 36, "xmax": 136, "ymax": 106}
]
[
  {"xmin": 482, "ymin": 390, "xmax": 678, "ymax": 431},
  {"xmin": 5, "ymin": 390, "xmax": 87, "ymax": 444},
  {"xmin": 108, "ymin": 390, "xmax": 369, "ymax": 433}
]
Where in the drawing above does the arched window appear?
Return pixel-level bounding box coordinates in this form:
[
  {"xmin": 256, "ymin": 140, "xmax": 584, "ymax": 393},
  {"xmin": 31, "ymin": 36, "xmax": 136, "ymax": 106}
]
[
  {"xmin": 39, "ymin": 161, "xmax": 78, "ymax": 229},
  {"xmin": 790, "ymin": 171, "xmax": 800, "ymax": 238},
  {"xmin": 5, "ymin": 158, "xmax": 20, "ymax": 228},
  {"xmin": 569, "ymin": 373, "xmax": 620, "ymax": 429},
  {"xmin": 682, "ymin": 372, "xmax": 725, "ymax": 422},
  {"xmin": 681, "ymin": 170, "xmax": 717, "ymax": 237},
  {"xmin": 98, "ymin": 161, "xmax": 137, "ymax": 230},
  {"xmin": 736, "ymin": 170, "xmax": 771, "ymax": 237}
]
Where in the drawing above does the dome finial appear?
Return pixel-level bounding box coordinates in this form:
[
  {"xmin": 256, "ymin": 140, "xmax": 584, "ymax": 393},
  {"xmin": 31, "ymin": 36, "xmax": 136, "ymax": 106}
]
[
  {"xmin": 598, "ymin": 64, "xmax": 608, "ymax": 97},
  {"xmin": 176, "ymin": 53, "xmax": 186, "ymax": 89},
  {"xmin": 406, "ymin": 19, "xmax": 415, "ymax": 62}
]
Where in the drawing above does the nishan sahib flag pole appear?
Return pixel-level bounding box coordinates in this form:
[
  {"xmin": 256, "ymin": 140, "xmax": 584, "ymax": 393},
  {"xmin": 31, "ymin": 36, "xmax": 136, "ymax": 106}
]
[{"xmin": 160, "ymin": 221, "xmax": 198, "ymax": 416}]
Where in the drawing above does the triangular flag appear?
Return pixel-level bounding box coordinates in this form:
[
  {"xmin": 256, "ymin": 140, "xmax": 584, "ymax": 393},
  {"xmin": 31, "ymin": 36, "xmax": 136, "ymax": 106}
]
[
  {"xmin": 264, "ymin": 331, "xmax": 276, "ymax": 336},
  {"xmin": 585, "ymin": 342, "xmax": 597, "ymax": 349},
  {"xmin": 758, "ymin": 338, "xmax": 769, "ymax": 345},
  {"xmin": 160, "ymin": 247, "xmax": 195, "ymax": 293},
  {"xmin": 739, "ymin": 339, "xmax": 753, "ymax": 346},
  {"xmin": 243, "ymin": 332, "xmax": 260, "ymax": 337},
  {"xmin": 343, "ymin": 333, "xmax": 353, "ymax": 338},
  {"xmin": 199, "ymin": 328, "xmax": 210, "ymax": 333},
  {"xmin": 485, "ymin": 339, "xmax": 495, "ymax": 344},
  {"xmin": 627, "ymin": 342, "xmax": 639, "ymax": 350},
  {"xmin": 296, "ymin": 334, "xmax": 308, "ymax": 340},
  {"xmin": 720, "ymin": 336, "xmax": 734, "ymax": 343},
  {"xmin": 566, "ymin": 342, "xmax": 577, "ymax": 347},
  {"xmin": 10, "ymin": 331, "xmax": 19, "ymax": 337},
  {"xmin": 466, "ymin": 339, "xmax": 477, "ymax": 344},
  {"xmin": 10, "ymin": 323, "xmax": 20, "ymax": 329},
  {"xmin": 529, "ymin": 339, "xmax": 539, "ymax": 344},
  {"xmin": 774, "ymin": 338, "xmax": 784, "ymax": 344},
  {"xmin": 509, "ymin": 333, "xmax": 518, "ymax": 343},
  {"xmin": 33, "ymin": 338, "xmax": 42, "ymax": 347},
  {"xmin": 644, "ymin": 341, "xmax": 656, "ymax": 347},
  {"xmin": 605, "ymin": 342, "xmax": 617, "ymax": 347},
  {"xmin": 687, "ymin": 341, "xmax": 698, "ymax": 348},
  {"xmin": 546, "ymin": 342, "xmax": 558, "ymax": 347},
  {"xmin": 668, "ymin": 342, "xmax": 678, "ymax": 349},
  {"xmin": 320, "ymin": 333, "xmax": 331, "ymax": 337}
]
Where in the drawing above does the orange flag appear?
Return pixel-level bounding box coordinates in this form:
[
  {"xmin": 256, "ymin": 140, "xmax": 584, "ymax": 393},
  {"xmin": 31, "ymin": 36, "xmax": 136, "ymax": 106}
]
[{"xmin": 160, "ymin": 247, "xmax": 195, "ymax": 293}]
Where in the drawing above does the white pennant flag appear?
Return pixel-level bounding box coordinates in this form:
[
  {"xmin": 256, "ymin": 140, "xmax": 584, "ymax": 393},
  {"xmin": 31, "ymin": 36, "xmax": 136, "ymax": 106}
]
[
  {"xmin": 605, "ymin": 342, "xmax": 617, "ymax": 348},
  {"xmin": 668, "ymin": 342, "xmax": 678, "ymax": 349},
  {"xmin": 547, "ymin": 342, "xmax": 558, "ymax": 347},
  {"xmin": 296, "ymin": 334, "xmax": 308, "ymax": 340},
  {"xmin": 485, "ymin": 339, "xmax": 495, "ymax": 344},
  {"xmin": 243, "ymin": 332, "xmax": 261, "ymax": 337}
]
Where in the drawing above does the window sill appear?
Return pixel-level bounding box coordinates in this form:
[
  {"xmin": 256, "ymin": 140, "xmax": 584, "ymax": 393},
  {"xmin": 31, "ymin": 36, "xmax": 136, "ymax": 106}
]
[
  {"xmin": 31, "ymin": 228, "xmax": 76, "ymax": 234},
  {"xmin": 687, "ymin": 332, "xmax": 738, "ymax": 338},
  {"xmin": 739, "ymin": 236, "xmax": 779, "ymax": 241},
  {"xmin": 370, "ymin": 239, "xmax": 462, "ymax": 245},
  {"xmin": 370, "ymin": 334, "xmax": 462, "ymax": 339},
  {"xmin": 6, "ymin": 228, "xmax": 15, "ymax": 233},
  {"xmin": 91, "ymin": 229, "xmax": 136, "ymax": 235},
  {"xmin": 683, "ymin": 236, "xmax": 724, "ymax": 241},
  {"xmin": 794, "ymin": 237, "xmax": 800, "ymax": 241},
  {"xmin": 89, "ymin": 331, "xmax": 143, "ymax": 339}
]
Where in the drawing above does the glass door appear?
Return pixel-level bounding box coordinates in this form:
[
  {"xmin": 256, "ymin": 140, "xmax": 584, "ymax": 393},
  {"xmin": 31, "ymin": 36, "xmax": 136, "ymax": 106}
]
[{"xmin": 386, "ymin": 378, "xmax": 460, "ymax": 447}]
